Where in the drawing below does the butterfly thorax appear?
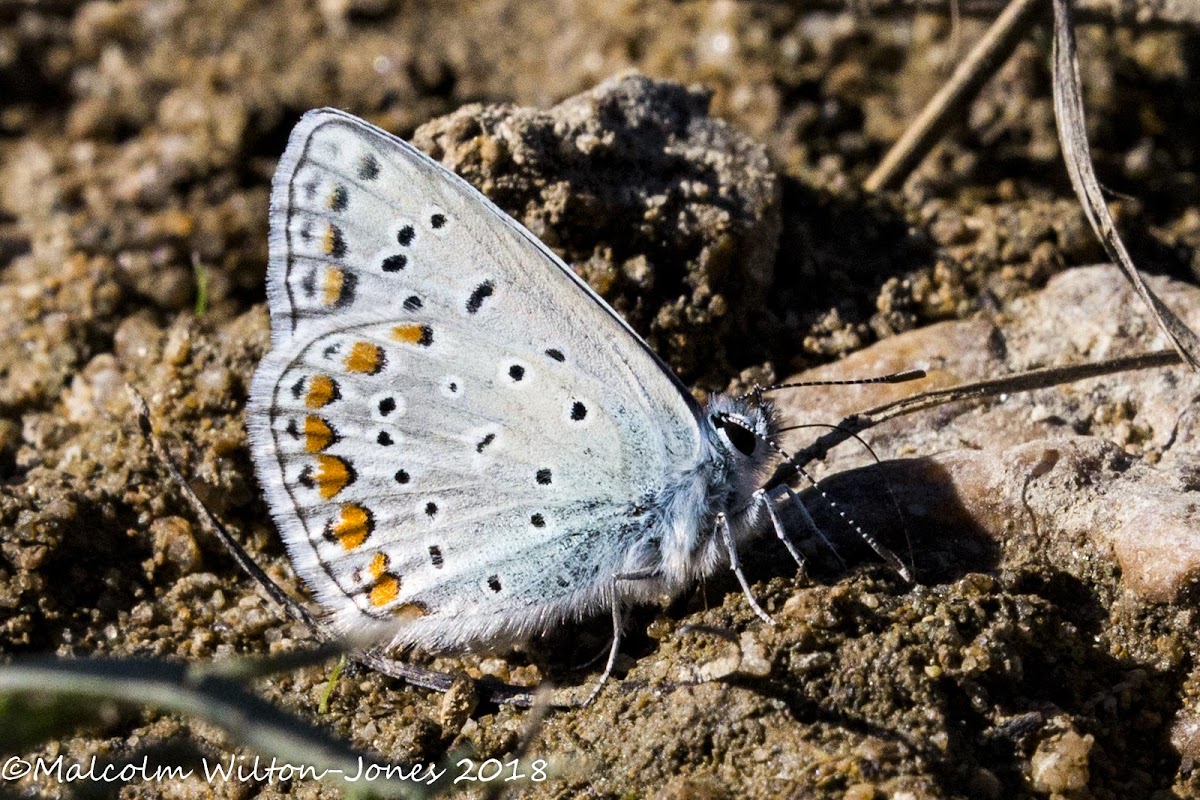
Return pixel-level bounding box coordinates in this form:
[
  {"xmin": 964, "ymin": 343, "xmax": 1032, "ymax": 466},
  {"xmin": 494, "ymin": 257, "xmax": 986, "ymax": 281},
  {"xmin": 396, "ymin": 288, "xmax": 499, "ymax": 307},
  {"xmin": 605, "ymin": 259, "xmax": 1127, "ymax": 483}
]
[{"xmin": 623, "ymin": 394, "xmax": 780, "ymax": 596}]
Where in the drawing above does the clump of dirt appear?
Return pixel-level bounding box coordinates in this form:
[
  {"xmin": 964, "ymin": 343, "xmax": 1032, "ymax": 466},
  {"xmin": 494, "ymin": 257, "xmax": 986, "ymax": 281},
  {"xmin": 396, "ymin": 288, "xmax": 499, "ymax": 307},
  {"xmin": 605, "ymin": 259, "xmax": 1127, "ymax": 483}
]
[{"xmin": 413, "ymin": 74, "xmax": 780, "ymax": 383}]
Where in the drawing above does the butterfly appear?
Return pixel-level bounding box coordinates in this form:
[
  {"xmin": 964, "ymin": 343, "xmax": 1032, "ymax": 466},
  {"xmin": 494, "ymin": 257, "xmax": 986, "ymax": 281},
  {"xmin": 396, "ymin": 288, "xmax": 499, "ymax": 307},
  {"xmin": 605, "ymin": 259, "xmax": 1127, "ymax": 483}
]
[{"xmin": 247, "ymin": 108, "xmax": 852, "ymax": 700}]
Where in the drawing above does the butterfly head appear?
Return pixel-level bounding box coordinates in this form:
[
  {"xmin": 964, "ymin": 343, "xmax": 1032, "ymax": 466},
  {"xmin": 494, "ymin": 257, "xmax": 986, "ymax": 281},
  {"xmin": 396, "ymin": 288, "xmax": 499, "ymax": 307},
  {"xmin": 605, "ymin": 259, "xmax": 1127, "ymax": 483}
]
[{"xmin": 704, "ymin": 393, "xmax": 780, "ymax": 505}]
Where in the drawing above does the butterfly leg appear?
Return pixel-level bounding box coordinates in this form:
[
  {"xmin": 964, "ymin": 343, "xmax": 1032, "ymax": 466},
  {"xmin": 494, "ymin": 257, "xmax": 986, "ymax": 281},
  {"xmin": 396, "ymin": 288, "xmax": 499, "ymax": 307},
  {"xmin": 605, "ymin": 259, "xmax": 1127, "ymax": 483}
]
[
  {"xmin": 716, "ymin": 512, "xmax": 775, "ymax": 626},
  {"xmin": 583, "ymin": 598, "xmax": 625, "ymax": 707},
  {"xmin": 779, "ymin": 485, "xmax": 848, "ymax": 569},
  {"xmin": 754, "ymin": 487, "xmax": 808, "ymax": 578},
  {"xmin": 788, "ymin": 461, "xmax": 913, "ymax": 580}
]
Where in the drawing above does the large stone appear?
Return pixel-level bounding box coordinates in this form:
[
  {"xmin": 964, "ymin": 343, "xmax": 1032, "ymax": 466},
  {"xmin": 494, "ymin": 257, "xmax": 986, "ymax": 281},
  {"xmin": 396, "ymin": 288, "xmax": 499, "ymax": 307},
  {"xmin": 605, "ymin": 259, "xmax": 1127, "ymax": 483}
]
[{"xmin": 771, "ymin": 265, "xmax": 1200, "ymax": 603}]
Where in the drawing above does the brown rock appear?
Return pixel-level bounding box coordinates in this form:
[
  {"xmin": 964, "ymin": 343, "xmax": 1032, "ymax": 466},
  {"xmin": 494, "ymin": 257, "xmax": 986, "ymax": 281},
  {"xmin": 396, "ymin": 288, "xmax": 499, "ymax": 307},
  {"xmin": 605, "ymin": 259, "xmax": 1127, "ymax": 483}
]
[{"xmin": 773, "ymin": 266, "xmax": 1200, "ymax": 603}]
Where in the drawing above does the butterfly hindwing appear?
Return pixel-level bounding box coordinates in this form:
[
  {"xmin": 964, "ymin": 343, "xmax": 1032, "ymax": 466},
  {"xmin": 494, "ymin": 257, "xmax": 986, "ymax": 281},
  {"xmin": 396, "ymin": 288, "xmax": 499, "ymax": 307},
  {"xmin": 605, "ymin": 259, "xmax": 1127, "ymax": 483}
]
[{"xmin": 249, "ymin": 109, "xmax": 705, "ymax": 651}]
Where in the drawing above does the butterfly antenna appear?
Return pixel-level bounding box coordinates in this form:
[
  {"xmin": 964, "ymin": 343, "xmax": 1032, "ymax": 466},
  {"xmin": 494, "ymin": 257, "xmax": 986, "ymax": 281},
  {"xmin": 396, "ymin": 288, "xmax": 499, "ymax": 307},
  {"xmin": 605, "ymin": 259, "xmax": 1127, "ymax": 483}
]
[
  {"xmin": 742, "ymin": 369, "xmax": 926, "ymax": 403},
  {"xmin": 718, "ymin": 411, "xmax": 913, "ymax": 583},
  {"xmin": 787, "ymin": 459, "xmax": 912, "ymax": 583}
]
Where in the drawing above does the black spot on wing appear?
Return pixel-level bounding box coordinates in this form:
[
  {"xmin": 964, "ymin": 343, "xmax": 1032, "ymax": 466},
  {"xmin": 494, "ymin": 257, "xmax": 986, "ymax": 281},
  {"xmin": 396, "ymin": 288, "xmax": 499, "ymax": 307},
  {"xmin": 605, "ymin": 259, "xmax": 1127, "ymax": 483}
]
[
  {"xmin": 331, "ymin": 270, "xmax": 357, "ymax": 308},
  {"xmin": 300, "ymin": 269, "xmax": 317, "ymax": 298},
  {"xmin": 329, "ymin": 185, "xmax": 348, "ymax": 211},
  {"xmin": 327, "ymin": 225, "xmax": 347, "ymax": 258},
  {"xmin": 466, "ymin": 281, "xmax": 494, "ymax": 314},
  {"xmin": 358, "ymin": 153, "xmax": 380, "ymax": 181}
]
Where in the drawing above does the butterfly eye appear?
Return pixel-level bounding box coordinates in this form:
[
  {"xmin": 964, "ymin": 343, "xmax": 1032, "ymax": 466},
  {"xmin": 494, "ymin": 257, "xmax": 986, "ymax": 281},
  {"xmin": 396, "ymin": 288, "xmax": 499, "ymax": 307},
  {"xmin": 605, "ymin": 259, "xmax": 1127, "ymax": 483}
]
[{"xmin": 712, "ymin": 414, "xmax": 757, "ymax": 457}]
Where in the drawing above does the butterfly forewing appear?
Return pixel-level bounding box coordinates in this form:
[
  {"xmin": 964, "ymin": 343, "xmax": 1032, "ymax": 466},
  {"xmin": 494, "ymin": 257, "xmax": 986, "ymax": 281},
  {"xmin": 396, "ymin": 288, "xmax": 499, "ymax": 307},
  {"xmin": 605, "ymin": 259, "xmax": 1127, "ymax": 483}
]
[{"xmin": 249, "ymin": 109, "xmax": 704, "ymax": 650}]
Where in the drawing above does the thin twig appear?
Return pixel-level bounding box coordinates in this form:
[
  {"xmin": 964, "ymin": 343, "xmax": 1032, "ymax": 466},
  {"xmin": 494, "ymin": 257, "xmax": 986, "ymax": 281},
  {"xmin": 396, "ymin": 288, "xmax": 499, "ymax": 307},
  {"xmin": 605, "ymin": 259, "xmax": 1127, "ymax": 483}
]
[
  {"xmin": 765, "ymin": 349, "xmax": 1181, "ymax": 488},
  {"xmin": 767, "ymin": 0, "xmax": 1200, "ymax": 28},
  {"xmin": 0, "ymin": 656, "xmax": 432, "ymax": 798},
  {"xmin": 864, "ymin": 0, "xmax": 1047, "ymax": 192},
  {"xmin": 127, "ymin": 386, "xmax": 537, "ymax": 707},
  {"xmin": 479, "ymin": 685, "xmax": 555, "ymax": 800},
  {"xmin": 1050, "ymin": 0, "xmax": 1200, "ymax": 370},
  {"xmin": 127, "ymin": 387, "xmax": 317, "ymax": 628}
]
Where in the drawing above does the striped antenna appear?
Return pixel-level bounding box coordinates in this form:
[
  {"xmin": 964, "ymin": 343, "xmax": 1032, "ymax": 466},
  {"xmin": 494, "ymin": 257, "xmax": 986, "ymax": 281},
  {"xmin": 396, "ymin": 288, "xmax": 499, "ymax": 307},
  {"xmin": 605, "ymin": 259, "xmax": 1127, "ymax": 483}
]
[{"xmin": 752, "ymin": 369, "xmax": 926, "ymax": 397}]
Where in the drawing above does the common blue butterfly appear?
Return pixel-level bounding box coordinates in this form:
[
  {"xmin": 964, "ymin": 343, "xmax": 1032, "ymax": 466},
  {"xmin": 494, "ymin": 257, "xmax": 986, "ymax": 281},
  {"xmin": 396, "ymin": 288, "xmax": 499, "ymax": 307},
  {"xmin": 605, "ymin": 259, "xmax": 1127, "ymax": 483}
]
[{"xmin": 248, "ymin": 108, "xmax": 847, "ymax": 700}]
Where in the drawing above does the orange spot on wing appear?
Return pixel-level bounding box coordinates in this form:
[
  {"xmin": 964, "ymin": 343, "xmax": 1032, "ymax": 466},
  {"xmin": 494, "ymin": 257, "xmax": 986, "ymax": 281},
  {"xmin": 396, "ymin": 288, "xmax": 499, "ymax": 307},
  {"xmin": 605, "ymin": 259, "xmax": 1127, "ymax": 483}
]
[
  {"xmin": 369, "ymin": 575, "xmax": 400, "ymax": 607},
  {"xmin": 322, "ymin": 268, "xmax": 345, "ymax": 306},
  {"xmin": 314, "ymin": 454, "xmax": 354, "ymax": 499},
  {"xmin": 366, "ymin": 552, "xmax": 400, "ymax": 607},
  {"xmin": 345, "ymin": 341, "xmax": 384, "ymax": 375},
  {"xmin": 391, "ymin": 323, "xmax": 432, "ymax": 346},
  {"xmin": 305, "ymin": 375, "xmax": 338, "ymax": 408},
  {"xmin": 322, "ymin": 224, "xmax": 344, "ymax": 256},
  {"xmin": 330, "ymin": 504, "xmax": 372, "ymax": 550},
  {"xmin": 304, "ymin": 416, "xmax": 336, "ymax": 452}
]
